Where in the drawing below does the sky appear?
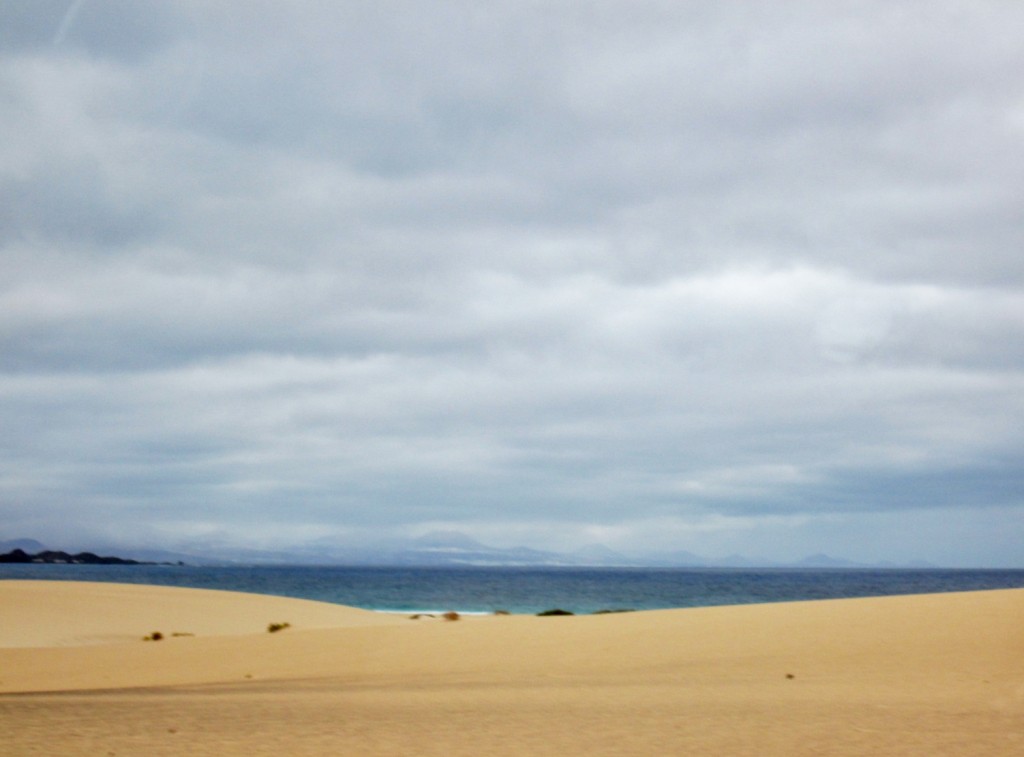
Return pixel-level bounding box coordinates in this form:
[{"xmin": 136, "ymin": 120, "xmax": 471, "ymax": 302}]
[{"xmin": 1, "ymin": 1, "xmax": 1022, "ymax": 566}]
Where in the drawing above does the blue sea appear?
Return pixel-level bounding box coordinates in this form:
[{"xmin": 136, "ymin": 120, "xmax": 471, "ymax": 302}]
[{"xmin": 2, "ymin": 564, "xmax": 1022, "ymax": 615}]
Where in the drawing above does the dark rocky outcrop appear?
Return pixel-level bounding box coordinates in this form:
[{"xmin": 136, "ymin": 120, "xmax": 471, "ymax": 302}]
[{"xmin": 0, "ymin": 548, "xmax": 149, "ymax": 565}]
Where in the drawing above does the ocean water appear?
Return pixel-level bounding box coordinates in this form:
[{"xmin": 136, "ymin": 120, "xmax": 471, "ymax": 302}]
[{"xmin": 2, "ymin": 564, "xmax": 1023, "ymax": 615}]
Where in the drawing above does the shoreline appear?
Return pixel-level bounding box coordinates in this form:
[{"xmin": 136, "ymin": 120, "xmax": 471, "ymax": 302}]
[
  {"xmin": 3, "ymin": 563, "xmax": 1022, "ymax": 618},
  {"xmin": 1, "ymin": 580, "xmax": 1021, "ymax": 755}
]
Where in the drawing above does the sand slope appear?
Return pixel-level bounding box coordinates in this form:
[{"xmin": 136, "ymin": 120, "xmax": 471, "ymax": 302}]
[
  {"xmin": 0, "ymin": 579, "xmax": 404, "ymax": 648},
  {"xmin": 0, "ymin": 580, "xmax": 1021, "ymax": 755}
]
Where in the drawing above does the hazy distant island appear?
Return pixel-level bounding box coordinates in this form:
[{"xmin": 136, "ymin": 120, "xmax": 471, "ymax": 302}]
[{"xmin": 0, "ymin": 533, "xmax": 939, "ymax": 569}]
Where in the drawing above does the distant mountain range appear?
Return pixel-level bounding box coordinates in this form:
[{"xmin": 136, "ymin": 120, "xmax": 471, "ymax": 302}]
[{"xmin": 0, "ymin": 535, "xmax": 935, "ymax": 569}]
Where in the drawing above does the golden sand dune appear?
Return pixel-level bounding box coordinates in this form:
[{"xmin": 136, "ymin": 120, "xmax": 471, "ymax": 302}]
[
  {"xmin": 0, "ymin": 579, "xmax": 404, "ymax": 648},
  {"xmin": 0, "ymin": 580, "xmax": 1021, "ymax": 755}
]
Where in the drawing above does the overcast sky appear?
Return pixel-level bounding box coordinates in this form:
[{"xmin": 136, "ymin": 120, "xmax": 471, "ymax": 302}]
[{"xmin": 1, "ymin": 1, "xmax": 1022, "ymax": 565}]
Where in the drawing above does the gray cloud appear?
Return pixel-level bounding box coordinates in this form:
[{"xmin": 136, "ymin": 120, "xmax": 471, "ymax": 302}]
[{"xmin": 1, "ymin": 1, "xmax": 1022, "ymax": 565}]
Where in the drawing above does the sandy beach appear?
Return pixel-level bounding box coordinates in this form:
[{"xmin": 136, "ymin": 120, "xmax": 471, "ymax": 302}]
[{"xmin": 1, "ymin": 580, "xmax": 1021, "ymax": 755}]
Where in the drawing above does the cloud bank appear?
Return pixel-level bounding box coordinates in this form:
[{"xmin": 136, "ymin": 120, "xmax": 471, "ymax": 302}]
[{"xmin": 2, "ymin": 1, "xmax": 1022, "ymax": 565}]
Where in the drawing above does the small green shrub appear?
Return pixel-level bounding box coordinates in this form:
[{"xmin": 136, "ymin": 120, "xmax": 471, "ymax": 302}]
[
  {"xmin": 536, "ymin": 609, "xmax": 574, "ymax": 616},
  {"xmin": 267, "ymin": 622, "xmax": 291, "ymax": 633},
  {"xmin": 142, "ymin": 631, "xmax": 163, "ymax": 641}
]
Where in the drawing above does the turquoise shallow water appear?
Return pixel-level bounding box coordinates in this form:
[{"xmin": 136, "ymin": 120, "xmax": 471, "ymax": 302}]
[{"xmin": 2, "ymin": 564, "xmax": 1022, "ymax": 615}]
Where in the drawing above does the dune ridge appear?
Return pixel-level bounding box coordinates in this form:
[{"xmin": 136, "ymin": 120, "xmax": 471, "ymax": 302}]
[{"xmin": 0, "ymin": 580, "xmax": 1021, "ymax": 755}]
